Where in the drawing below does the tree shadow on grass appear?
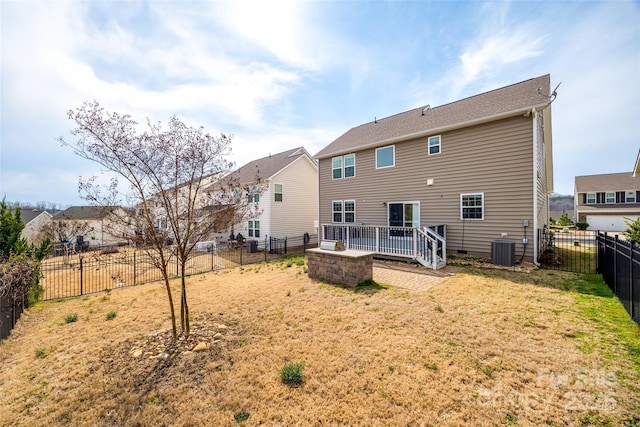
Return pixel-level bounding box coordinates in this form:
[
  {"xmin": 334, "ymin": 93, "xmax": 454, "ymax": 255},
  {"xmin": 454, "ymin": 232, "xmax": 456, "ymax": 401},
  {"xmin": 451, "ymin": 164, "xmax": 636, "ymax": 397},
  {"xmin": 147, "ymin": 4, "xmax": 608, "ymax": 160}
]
[{"xmin": 462, "ymin": 266, "xmax": 614, "ymax": 299}]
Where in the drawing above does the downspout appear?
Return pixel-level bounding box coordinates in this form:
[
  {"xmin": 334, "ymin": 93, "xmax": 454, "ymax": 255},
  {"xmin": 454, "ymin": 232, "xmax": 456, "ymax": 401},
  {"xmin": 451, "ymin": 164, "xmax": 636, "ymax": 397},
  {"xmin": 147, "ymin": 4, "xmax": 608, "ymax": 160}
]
[{"xmin": 532, "ymin": 108, "xmax": 541, "ymax": 266}]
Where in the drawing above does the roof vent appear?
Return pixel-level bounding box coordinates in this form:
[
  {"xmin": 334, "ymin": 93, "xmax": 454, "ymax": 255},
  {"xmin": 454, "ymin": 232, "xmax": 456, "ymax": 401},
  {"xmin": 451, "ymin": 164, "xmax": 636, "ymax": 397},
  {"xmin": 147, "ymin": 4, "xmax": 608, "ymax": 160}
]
[{"xmin": 421, "ymin": 105, "xmax": 431, "ymax": 116}]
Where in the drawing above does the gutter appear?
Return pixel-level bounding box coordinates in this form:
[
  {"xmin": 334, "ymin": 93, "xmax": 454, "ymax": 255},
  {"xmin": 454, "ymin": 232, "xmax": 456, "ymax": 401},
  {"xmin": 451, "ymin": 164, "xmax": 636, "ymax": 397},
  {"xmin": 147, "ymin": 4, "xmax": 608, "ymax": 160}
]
[{"xmin": 316, "ymin": 102, "xmax": 551, "ymax": 160}]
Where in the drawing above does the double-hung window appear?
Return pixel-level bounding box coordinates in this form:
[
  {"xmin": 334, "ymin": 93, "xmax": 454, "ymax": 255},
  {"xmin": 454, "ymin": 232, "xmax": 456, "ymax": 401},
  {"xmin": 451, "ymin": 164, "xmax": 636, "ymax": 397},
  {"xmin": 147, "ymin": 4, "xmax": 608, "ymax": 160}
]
[
  {"xmin": 606, "ymin": 192, "xmax": 615, "ymax": 204},
  {"xmin": 344, "ymin": 154, "xmax": 355, "ymax": 177},
  {"xmin": 461, "ymin": 193, "xmax": 484, "ymax": 220},
  {"xmin": 428, "ymin": 135, "xmax": 441, "ymax": 155},
  {"xmin": 274, "ymin": 184, "xmax": 283, "ymax": 202},
  {"xmin": 332, "ymin": 157, "xmax": 343, "ymax": 179},
  {"xmin": 248, "ymin": 185, "xmax": 260, "ymax": 203},
  {"xmin": 376, "ymin": 145, "xmax": 395, "ymax": 169},
  {"xmin": 248, "ymin": 220, "xmax": 260, "ymax": 238},
  {"xmin": 332, "ymin": 154, "xmax": 355, "ymax": 179},
  {"xmin": 626, "ymin": 191, "xmax": 636, "ymax": 203},
  {"xmin": 332, "ymin": 200, "xmax": 356, "ymax": 223},
  {"xmin": 332, "ymin": 201, "xmax": 343, "ymax": 223},
  {"xmin": 586, "ymin": 193, "xmax": 596, "ymax": 204},
  {"xmin": 344, "ymin": 200, "xmax": 355, "ymax": 223}
]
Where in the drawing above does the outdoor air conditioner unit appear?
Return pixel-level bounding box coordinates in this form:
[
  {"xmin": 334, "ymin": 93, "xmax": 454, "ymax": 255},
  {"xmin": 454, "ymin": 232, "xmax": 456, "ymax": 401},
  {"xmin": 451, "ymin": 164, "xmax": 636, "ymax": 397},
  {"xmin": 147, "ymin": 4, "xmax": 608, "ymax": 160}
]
[{"xmin": 491, "ymin": 239, "xmax": 516, "ymax": 266}]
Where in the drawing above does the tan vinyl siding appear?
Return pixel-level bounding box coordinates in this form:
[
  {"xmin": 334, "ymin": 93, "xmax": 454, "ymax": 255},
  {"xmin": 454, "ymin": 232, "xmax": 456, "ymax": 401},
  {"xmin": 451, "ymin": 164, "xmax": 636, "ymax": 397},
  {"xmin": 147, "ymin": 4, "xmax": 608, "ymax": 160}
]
[
  {"xmin": 319, "ymin": 115, "xmax": 536, "ymax": 260},
  {"xmin": 270, "ymin": 156, "xmax": 319, "ymax": 238}
]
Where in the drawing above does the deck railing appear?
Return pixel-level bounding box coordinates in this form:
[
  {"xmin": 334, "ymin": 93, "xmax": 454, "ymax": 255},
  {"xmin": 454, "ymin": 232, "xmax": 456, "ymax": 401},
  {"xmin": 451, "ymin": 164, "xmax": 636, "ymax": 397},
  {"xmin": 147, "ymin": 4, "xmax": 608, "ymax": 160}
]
[{"xmin": 321, "ymin": 224, "xmax": 446, "ymax": 269}]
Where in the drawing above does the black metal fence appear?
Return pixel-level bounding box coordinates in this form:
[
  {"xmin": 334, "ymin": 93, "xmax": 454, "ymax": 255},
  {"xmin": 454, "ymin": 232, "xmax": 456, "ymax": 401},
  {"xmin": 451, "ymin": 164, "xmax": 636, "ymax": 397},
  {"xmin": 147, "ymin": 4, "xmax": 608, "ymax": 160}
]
[
  {"xmin": 39, "ymin": 234, "xmax": 318, "ymax": 301},
  {"xmin": 597, "ymin": 233, "xmax": 639, "ymax": 325},
  {"xmin": 538, "ymin": 228, "xmax": 597, "ymax": 273},
  {"xmin": 1, "ymin": 293, "xmax": 27, "ymax": 341}
]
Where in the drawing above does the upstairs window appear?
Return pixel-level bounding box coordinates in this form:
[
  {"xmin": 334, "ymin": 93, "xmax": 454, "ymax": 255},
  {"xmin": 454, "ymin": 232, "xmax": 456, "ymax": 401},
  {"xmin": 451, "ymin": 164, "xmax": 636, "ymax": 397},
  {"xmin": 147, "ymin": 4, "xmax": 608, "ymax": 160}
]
[
  {"xmin": 248, "ymin": 185, "xmax": 260, "ymax": 203},
  {"xmin": 344, "ymin": 154, "xmax": 355, "ymax": 178},
  {"xmin": 626, "ymin": 191, "xmax": 636, "ymax": 203},
  {"xmin": 332, "ymin": 157, "xmax": 342, "ymax": 179},
  {"xmin": 461, "ymin": 193, "xmax": 484, "ymax": 220},
  {"xmin": 274, "ymin": 184, "xmax": 283, "ymax": 202},
  {"xmin": 586, "ymin": 193, "xmax": 596, "ymax": 204},
  {"xmin": 376, "ymin": 145, "xmax": 395, "ymax": 169},
  {"xmin": 332, "ymin": 154, "xmax": 355, "ymax": 179},
  {"xmin": 428, "ymin": 135, "xmax": 441, "ymax": 155},
  {"xmin": 606, "ymin": 192, "xmax": 615, "ymax": 204}
]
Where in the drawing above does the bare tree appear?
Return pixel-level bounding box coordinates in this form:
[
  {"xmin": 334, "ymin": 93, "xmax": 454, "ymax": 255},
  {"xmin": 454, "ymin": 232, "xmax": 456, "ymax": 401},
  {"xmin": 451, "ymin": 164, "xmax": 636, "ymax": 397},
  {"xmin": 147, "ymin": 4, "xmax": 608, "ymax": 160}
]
[{"xmin": 60, "ymin": 100, "xmax": 256, "ymax": 338}]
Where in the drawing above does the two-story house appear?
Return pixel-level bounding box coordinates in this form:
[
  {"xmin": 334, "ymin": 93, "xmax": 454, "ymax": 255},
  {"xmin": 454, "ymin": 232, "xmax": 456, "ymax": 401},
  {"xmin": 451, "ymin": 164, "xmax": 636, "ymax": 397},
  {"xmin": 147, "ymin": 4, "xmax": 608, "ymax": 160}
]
[
  {"xmin": 315, "ymin": 74, "xmax": 555, "ymax": 267},
  {"xmin": 212, "ymin": 147, "xmax": 319, "ymax": 248},
  {"xmin": 574, "ymin": 150, "xmax": 640, "ymax": 232},
  {"xmin": 53, "ymin": 206, "xmax": 132, "ymax": 249}
]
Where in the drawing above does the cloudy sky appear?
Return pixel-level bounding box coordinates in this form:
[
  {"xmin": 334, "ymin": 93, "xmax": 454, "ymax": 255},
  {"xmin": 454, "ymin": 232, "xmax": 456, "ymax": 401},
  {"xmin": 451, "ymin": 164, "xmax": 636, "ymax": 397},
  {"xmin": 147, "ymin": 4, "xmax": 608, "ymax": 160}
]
[{"xmin": 1, "ymin": 1, "xmax": 638, "ymax": 207}]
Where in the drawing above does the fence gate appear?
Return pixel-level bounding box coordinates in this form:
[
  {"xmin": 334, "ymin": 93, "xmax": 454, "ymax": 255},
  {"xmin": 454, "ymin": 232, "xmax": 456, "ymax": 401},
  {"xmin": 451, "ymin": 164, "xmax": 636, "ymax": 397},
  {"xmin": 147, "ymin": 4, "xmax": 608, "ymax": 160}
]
[{"xmin": 538, "ymin": 228, "xmax": 597, "ymax": 273}]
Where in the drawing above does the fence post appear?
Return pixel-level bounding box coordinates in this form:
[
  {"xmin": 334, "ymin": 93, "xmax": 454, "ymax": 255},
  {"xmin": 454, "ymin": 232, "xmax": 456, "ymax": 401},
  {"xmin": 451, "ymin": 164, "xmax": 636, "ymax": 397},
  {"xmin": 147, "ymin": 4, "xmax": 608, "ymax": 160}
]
[
  {"xmin": 79, "ymin": 255, "xmax": 84, "ymax": 296},
  {"xmin": 264, "ymin": 237, "xmax": 267, "ymax": 262},
  {"xmin": 285, "ymin": 237, "xmax": 287, "ymax": 254},
  {"xmin": 133, "ymin": 252, "xmax": 137, "ymax": 285},
  {"xmin": 240, "ymin": 245, "xmax": 243, "ymax": 266},
  {"xmin": 614, "ymin": 235, "xmax": 618, "ymax": 296},
  {"xmin": 631, "ymin": 240, "xmax": 635, "ymax": 321}
]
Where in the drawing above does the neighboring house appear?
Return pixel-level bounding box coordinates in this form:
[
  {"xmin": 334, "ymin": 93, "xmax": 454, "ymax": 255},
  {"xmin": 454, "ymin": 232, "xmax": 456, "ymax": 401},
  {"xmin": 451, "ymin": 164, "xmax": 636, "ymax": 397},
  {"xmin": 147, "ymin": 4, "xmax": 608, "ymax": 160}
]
[
  {"xmin": 574, "ymin": 151, "xmax": 640, "ymax": 232},
  {"xmin": 214, "ymin": 147, "xmax": 319, "ymax": 247},
  {"xmin": 53, "ymin": 206, "xmax": 132, "ymax": 248},
  {"xmin": 143, "ymin": 172, "xmax": 229, "ymax": 241},
  {"xmin": 18, "ymin": 209, "xmax": 53, "ymax": 244},
  {"xmin": 315, "ymin": 74, "xmax": 555, "ymax": 266}
]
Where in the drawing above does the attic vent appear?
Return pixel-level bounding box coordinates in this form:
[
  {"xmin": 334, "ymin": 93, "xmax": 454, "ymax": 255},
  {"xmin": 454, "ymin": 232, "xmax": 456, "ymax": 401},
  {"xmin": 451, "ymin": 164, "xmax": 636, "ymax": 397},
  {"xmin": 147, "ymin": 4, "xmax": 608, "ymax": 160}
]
[{"xmin": 421, "ymin": 105, "xmax": 431, "ymax": 116}]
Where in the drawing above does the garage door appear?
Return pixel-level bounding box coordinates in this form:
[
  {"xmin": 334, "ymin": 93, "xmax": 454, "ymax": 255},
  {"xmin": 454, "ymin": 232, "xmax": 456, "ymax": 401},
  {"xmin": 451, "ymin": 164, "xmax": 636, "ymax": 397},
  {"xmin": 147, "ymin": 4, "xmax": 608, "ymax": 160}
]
[{"xmin": 586, "ymin": 215, "xmax": 638, "ymax": 232}]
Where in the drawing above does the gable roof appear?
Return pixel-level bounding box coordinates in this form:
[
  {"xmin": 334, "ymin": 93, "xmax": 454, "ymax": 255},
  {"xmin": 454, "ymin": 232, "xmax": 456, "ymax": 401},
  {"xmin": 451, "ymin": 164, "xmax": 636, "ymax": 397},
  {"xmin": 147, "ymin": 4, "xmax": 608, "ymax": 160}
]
[
  {"xmin": 575, "ymin": 172, "xmax": 639, "ymax": 193},
  {"xmin": 315, "ymin": 74, "xmax": 551, "ymax": 159},
  {"xmin": 19, "ymin": 209, "xmax": 51, "ymax": 225},
  {"xmin": 634, "ymin": 150, "xmax": 640, "ymax": 177},
  {"xmin": 217, "ymin": 147, "xmax": 315, "ymax": 186},
  {"xmin": 54, "ymin": 206, "xmax": 126, "ymax": 220}
]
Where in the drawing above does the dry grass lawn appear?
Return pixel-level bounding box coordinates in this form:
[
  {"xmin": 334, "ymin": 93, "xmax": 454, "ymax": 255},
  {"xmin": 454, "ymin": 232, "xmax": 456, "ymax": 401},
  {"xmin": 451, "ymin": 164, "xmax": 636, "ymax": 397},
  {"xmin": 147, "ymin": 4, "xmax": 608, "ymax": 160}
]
[{"xmin": 1, "ymin": 256, "xmax": 639, "ymax": 426}]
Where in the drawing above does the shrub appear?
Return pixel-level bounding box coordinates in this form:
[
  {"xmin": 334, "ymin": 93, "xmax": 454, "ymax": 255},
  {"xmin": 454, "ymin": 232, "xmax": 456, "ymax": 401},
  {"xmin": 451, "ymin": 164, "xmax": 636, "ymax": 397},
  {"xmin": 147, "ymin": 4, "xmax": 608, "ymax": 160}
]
[
  {"xmin": 575, "ymin": 222, "xmax": 589, "ymax": 230},
  {"xmin": 64, "ymin": 313, "xmax": 78, "ymax": 323},
  {"xmin": 557, "ymin": 212, "xmax": 573, "ymax": 227},
  {"xmin": 34, "ymin": 348, "xmax": 48, "ymax": 359},
  {"xmin": 106, "ymin": 311, "xmax": 117, "ymax": 320},
  {"xmin": 623, "ymin": 217, "xmax": 640, "ymax": 242},
  {"xmin": 234, "ymin": 412, "xmax": 250, "ymax": 423},
  {"xmin": 280, "ymin": 362, "xmax": 304, "ymax": 385}
]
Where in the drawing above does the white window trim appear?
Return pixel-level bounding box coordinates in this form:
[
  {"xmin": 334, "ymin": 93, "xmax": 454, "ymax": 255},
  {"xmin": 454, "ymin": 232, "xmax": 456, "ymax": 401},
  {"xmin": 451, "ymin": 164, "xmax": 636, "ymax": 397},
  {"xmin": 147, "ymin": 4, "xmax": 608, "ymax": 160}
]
[
  {"xmin": 274, "ymin": 184, "xmax": 283, "ymax": 202},
  {"xmin": 344, "ymin": 153, "xmax": 356, "ymax": 178},
  {"xmin": 248, "ymin": 220, "xmax": 260, "ymax": 238},
  {"xmin": 375, "ymin": 145, "xmax": 395, "ymax": 169},
  {"xmin": 626, "ymin": 190, "xmax": 636, "ymax": 203},
  {"xmin": 332, "ymin": 200, "xmax": 344, "ymax": 223},
  {"xmin": 332, "ymin": 156, "xmax": 342, "ymax": 180},
  {"xmin": 387, "ymin": 201, "xmax": 420, "ymax": 227},
  {"xmin": 586, "ymin": 193, "xmax": 596, "ymax": 204},
  {"xmin": 344, "ymin": 199, "xmax": 356, "ymax": 223},
  {"xmin": 428, "ymin": 135, "xmax": 441, "ymax": 156},
  {"xmin": 460, "ymin": 193, "xmax": 485, "ymax": 220},
  {"xmin": 605, "ymin": 192, "xmax": 615, "ymax": 204}
]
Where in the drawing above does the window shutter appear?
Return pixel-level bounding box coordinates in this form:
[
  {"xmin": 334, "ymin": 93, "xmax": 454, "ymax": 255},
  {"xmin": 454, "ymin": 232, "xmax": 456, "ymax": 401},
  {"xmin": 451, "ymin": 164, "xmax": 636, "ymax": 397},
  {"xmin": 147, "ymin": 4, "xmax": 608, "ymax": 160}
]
[
  {"xmin": 636, "ymin": 191, "xmax": 640, "ymax": 202},
  {"xmin": 582, "ymin": 193, "xmax": 587, "ymax": 204},
  {"xmin": 616, "ymin": 192, "xmax": 622, "ymax": 203}
]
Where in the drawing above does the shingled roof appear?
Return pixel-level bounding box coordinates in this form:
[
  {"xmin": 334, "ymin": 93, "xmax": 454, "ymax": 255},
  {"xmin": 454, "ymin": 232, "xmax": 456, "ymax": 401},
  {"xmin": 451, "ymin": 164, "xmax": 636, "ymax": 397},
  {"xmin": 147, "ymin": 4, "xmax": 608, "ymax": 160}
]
[
  {"xmin": 54, "ymin": 206, "xmax": 125, "ymax": 220},
  {"xmin": 575, "ymin": 173, "xmax": 639, "ymax": 193},
  {"xmin": 315, "ymin": 74, "xmax": 551, "ymax": 159},
  {"xmin": 217, "ymin": 147, "xmax": 314, "ymax": 186}
]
